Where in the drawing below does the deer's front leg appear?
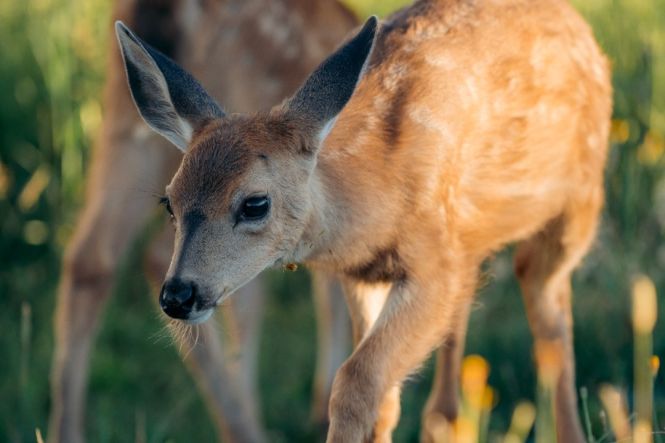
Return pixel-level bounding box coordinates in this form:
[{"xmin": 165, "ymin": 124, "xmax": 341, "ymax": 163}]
[
  {"xmin": 341, "ymin": 280, "xmax": 395, "ymax": 441},
  {"xmin": 327, "ymin": 261, "xmax": 478, "ymax": 443}
]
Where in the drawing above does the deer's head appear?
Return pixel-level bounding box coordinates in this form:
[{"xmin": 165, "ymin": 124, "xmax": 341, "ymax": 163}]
[{"xmin": 115, "ymin": 18, "xmax": 377, "ymax": 323}]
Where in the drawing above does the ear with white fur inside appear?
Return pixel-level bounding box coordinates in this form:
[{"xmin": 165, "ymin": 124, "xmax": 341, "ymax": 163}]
[{"xmin": 115, "ymin": 21, "xmax": 224, "ymax": 151}]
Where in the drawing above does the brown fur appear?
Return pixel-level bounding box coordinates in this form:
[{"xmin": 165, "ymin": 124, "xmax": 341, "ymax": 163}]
[
  {"xmin": 155, "ymin": 0, "xmax": 611, "ymax": 441},
  {"xmin": 132, "ymin": 0, "xmax": 182, "ymax": 57},
  {"xmin": 345, "ymin": 246, "xmax": 407, "ymax": 283},
  {"xmin": 321, "ymin": 2, "xmax": 610, "ymax": 441},
  {"xmin": 172, "ymin": 115, "xmax": 312, "ymax": 215},
  {"xmin": 48, "ymin": 1, "xmax": 357, "ymax": 442}
]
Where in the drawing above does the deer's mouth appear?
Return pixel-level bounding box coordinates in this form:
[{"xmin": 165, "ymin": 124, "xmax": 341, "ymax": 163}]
[
  {"xmin": 183, "ymin": 308, "xmax": 214, "ymax": 325},
  {"xmin": 178, "ymin": 287, "xmax": 229, "ymax": 325}
]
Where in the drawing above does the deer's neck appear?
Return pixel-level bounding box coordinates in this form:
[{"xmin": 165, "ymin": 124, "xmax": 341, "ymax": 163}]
[
  {"xmin": 296, "ymin": 122, "xmax": 407, "ymax": 273},
  {"xmin": 294, "ymin": 0, "xmax": 464, "ymax": 273}
]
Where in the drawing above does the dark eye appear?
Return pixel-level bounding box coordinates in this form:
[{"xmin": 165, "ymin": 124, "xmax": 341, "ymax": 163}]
[
  {"xmin": 239, "ymin": 196, "xmax": 270, "ymax": 222},
  {"xmin": 159, "ymin": 196, "xmax": 174, "ymax": 219}
]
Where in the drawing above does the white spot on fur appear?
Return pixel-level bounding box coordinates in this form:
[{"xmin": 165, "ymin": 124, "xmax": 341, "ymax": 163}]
[
  {"xmin": 381, "ymin": 63, "xmax": 409, "ymax": 92},
  {"xmin": 463, "ymin": 77, "xmax": 479, "ymax": 102},
  {"xmin": 325, "ymin": 131, "xmax": 371, "ymax": 159},
  {"xmin": 408, "ymin": 105, "xmax": 455, "ymax": 147},
  {"xmin": 257, "ymin": 0, "xmax": 298, "ymax": 54},
  {"xmin": 424, "ymin": 53, "xmax": 457, "ymax": 70}
]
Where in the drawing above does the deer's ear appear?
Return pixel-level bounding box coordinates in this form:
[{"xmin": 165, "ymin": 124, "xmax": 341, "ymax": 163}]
[
  {"xmin": 115, "ymin": 21, "xmax": 223, "ymax": 151},
  {"xmin": 284, "ymin": 16, "xmax": 378, "ymax": 146}
]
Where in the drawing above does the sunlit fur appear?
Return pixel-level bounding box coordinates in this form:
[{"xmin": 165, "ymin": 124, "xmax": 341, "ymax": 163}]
[
  {"xmin": 127, "ymin": 0, "xmax": 611, "ymax": 442},
  {"xmin": 313, "ymin": 2, "xmax": 610, "ymax": 441},
  {"xmin": 314, "ymin": 2, "xmax": 610, "ymax": 441}
]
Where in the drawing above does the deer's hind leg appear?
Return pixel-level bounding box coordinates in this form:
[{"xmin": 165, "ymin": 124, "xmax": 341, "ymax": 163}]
[
  {"xmin": 514, "ymin": 191, "xmax": 603, "ymax": 443},
  {"xmin": 420, "ymin": 300, "xmax": 471, "ymax": 443}
]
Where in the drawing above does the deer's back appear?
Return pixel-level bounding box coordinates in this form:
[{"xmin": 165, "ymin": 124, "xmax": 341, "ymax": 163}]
[
  {"xmin": 107, "ymin": 0, "xmax": 356, "ymax": 120},
  {"xmin": 324, "ymin": 0, "xmax": 612, "ymax": 255}
]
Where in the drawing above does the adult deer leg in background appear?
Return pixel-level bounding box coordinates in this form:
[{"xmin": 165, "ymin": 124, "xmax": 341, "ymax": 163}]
[
  {"xmin": 138, "ymin": 0, "xmax": 358, "ymax": 435},
  {"xmin": 49, "ymin": 1, "xmax": 358, "ymax": 442},
  {"xmin": 47, "ymin": 68, "xmax": 185, "ymax": 443},
  {"xmin": 47, "ymin": 2, "xmax": 263, "ymax": 441},
  {"xmin": 311, "ymin": 272, "xmax": 352, "ymax": 429},
  {"xmin": 48, "ymin": 58, "xmax": 265, "ymax": 443}
]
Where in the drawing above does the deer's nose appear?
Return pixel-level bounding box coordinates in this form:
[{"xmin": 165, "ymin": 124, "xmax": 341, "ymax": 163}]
[{"xmin": 159, "ymin": 278, "xmax": 197, "ymax": 319}]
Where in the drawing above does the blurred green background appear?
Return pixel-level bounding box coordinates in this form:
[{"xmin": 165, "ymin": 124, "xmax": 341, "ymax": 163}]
[{"xmin": 1, "ymin": 0, "xmax": 664, "ymax": 441}]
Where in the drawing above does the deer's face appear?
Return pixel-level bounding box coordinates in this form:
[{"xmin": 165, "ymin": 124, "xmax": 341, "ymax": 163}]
[
  {"xmin": 115, "ymin": 17, "xmax": 376, "ymax": 322},
  {"xmin": 161, "ymin": 116, "xmax": 316, "ymax": 322}
]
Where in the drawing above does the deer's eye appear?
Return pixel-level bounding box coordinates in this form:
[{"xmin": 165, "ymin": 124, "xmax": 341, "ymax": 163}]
[
  {"xmin": 159, "ymin": 196, "xmax": 174, "ymax": 219},
  {"xmin": 238, "ymin": 196, "xmax": 270, "ymax": 222}
]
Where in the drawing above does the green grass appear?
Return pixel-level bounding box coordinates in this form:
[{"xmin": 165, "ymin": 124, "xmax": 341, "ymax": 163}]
[{"xmin": 1, "ymin": 0, "xmax": 665, "ymax": 441}]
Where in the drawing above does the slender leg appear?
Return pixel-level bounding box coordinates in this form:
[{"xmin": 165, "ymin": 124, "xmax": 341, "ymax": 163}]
[
  {"xmin": 311, "ymin": 272, "xmax": 352, "ymax": 429},
  {"xmin": 514, "ymin": 194, "xmax": 602, "ymax": 443},
  {"xmin": 48, "ymin": 123, "xmax": 181, "ymax": 443},
  {"xmin": 420, "ymin": 299, "xmax": 472, "ymax": 443},
  {"xmin": 221, "ymin": 276, "xmax": 266, "ymax": 437},
  {"xmin": 339, "ymin": 280, "xmax": 395, "ymax": 442},
  {"xmin": 327, "ymin": 258, "xmax": 479, "ymax": 443},
  {"xmin": 144, "ymin": 225, "xmax": 267, "ymax": 443},
  {"xmin": 373, "ymin": 385, "xmax": 402, "ymax": 443},
  {"xmin": 169, "ymin": 320, "xmax": 267, "ymax": 443}
]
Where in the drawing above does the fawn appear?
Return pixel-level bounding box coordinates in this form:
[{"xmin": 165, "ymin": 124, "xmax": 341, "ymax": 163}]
[
  {"xmin": 48, "ymin": 1, "xmax": 357, "ymax": 442},
  {"xmin": 116, "ymin": 0, "xmax": 612, "ymax": 441}
]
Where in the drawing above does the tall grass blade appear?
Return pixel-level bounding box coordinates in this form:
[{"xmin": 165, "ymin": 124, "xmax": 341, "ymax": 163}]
[
  {"xmin": 632, "ymin": 275, "xmax": 657, "ymax": 443},
  {"xmin": 580, "ymin": 386, "xmax": 596, "ymax": 443}
]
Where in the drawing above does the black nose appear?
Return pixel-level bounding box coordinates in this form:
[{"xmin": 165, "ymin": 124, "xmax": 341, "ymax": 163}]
[{"xmin": 160, "ymin": 278, "xmax": 197, "ymax": 319}]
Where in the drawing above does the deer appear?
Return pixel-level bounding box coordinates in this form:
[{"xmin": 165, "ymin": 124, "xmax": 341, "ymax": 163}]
[
  {"xmin": 48, "ymin": 0, "xmax": 475, "ymax": 441},
  {"xmin": 48, "ymin": 1, "xmax": 358, "ymax": 442},
  {"xmin": 115, "ymin": 0, "xmax": 612, "ymax": 440}
]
